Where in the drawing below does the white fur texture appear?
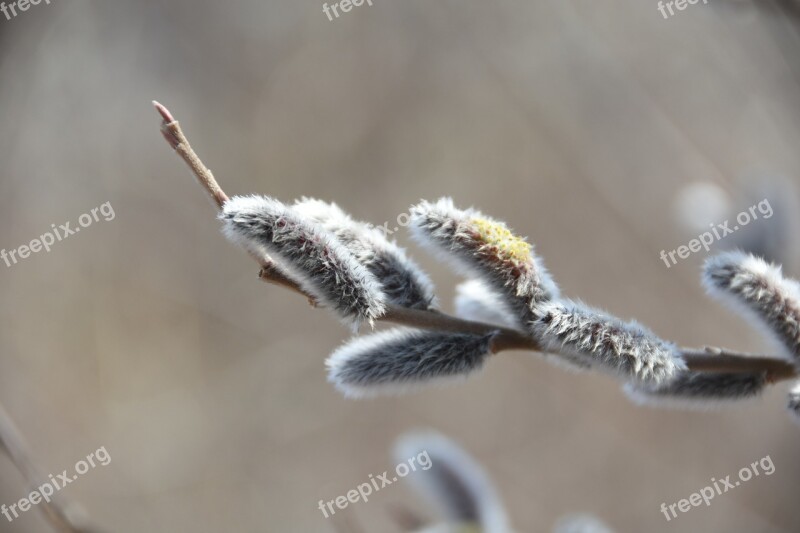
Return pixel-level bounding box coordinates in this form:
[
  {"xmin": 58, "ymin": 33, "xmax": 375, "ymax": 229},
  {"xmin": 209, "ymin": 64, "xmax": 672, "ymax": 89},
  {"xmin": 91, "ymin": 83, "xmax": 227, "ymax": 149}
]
[
  {"xmin": 703, "ymin": 251, "xmax": 800, "ymax": 361},
  {"xmin": 326, "ymin": 327, "xmax": 495, "ymax": 398},
  {"xmin": 454, "ymin": 279, "xmax": 520, "ymax": 330},
  {"xmin": 394, "ymin": 431, "xmax": 513, "ymax": 533},
  {"xmin": 409, "ymin": 197, "xmax": 559, "ymax": 329},
  {"xmin": 220, "ymin": 195, "xmax": 386, "ymax": 329},
  {"xmin": 293, "ymin": 198, "xmax": 437, "ymax": 310},
  {"xmin": 530, "ymin": 300, "xmax": 685, "ymax": 384}
]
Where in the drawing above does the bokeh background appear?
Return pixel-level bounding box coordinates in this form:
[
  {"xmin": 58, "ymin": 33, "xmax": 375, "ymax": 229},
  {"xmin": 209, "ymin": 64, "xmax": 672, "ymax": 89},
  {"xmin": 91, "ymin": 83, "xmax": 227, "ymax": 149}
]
[{"xmin": 1, "ymin": 1, "xmax": 799, "ymax": 531}]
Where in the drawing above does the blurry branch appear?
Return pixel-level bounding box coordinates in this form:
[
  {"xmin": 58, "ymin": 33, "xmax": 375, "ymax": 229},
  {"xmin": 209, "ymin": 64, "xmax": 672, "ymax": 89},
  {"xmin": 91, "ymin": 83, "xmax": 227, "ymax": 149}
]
[
  {"xmin": 0, "ymin": 405, "xmax": 99, "ymax": 533},
  {"xmin": 153, "ymin": 101, "xmax": 797, "ymax": 384}
]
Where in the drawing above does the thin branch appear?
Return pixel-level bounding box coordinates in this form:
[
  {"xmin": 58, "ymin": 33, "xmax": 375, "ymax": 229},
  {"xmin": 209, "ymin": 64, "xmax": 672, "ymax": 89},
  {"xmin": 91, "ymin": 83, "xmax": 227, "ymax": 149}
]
[
  {"xmin": 154, "ymin": 101, "xmax": 313, "ymax": 299},
  {"xmin": 154, "ymin": 101, "xmax": 228, "ymax": 208},
  {"xmin": 380, "ymin": 304, "xmax": 533, "ymax": 350},
  {"xmin": 680, "ymin": 349, "xmax": 796, "ymax": 380},
  {"xmin": 153, "ymin": 101, "xmax": 798, "ymax": 384},
  {"xmin": 0, "ymin": 405, "xmax": 99, "ymax": 533},
  {"xmin": 382, "ymin": 306, "xmax": 796, "ymax": 380}
]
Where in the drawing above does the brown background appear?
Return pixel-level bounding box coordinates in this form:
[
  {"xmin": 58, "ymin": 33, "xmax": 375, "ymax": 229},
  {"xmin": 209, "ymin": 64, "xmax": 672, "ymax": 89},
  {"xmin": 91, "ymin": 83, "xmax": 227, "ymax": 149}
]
[{"xmin": 0, "ymin": 1, "xmax": 799, "ymax": 531}]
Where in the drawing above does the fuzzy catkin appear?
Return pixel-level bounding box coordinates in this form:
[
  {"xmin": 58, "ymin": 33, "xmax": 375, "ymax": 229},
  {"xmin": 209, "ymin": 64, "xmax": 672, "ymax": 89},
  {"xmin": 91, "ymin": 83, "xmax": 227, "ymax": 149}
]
[
  {"xmin": 292, "ymin": 198, "xmax": 436, "ymax": 310},
  {"xmin": 409, "ymin": 198, "xmax": 558, "ymax": 328},
  {"xmin": 530, "ymin": 300, "xmax": 685, "ymax": 384},
  {"xmin": 703, "ymin": 251, "xmax": 800, "ymax": 362},
  {"xmin": 454, "ymin": 279, "xmax": 519, "ymax": 330},
  {"xmin": 326, "ymin": 328, "xmax": 497, "ymax": 398},
  {"xmin": 220, "ymin": 195, "xmax": 386, "ymax": 328},
  {"xmin": 624, "ymin": 372, "xmax": 767, "ymax": 409}
]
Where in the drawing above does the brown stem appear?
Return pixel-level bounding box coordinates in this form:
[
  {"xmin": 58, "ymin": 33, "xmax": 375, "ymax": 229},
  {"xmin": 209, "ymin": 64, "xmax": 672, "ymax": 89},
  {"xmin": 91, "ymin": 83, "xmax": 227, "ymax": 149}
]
[
  {"xmin": 681, "ymin": 349, "xmax": 796, "ymax": 380},
  {"xmin": 384, "ymin": 306, "xmax": 797, "ymax": 379},
  {"xmin": 381, "ymin": 305, "xmax": 533, "ymax": 350},
  {"xmin": 154, "ymin": 101, "xmax": 317, "ymax": 302},
  {"xmin": 154, "ymin": 101, "xmax": 228, "ymax": 208},
  {"xmin": 154, "ymin": 101, "xmax": 799, "ymax": 384}
]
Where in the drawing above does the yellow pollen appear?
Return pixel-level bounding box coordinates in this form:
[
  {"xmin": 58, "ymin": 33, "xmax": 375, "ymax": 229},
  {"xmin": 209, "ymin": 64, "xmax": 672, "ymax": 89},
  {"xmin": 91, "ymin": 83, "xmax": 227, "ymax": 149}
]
[{"xmin": 472, "ymin": 217, "xmax": 531, "ymax": 263}]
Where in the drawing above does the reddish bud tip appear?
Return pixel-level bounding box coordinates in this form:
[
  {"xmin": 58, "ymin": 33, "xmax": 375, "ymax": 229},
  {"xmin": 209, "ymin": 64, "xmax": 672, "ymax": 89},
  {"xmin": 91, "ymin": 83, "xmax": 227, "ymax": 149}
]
[{"xmin": 152, "ymin": 100, "xmax": 175, "ymax": 123}]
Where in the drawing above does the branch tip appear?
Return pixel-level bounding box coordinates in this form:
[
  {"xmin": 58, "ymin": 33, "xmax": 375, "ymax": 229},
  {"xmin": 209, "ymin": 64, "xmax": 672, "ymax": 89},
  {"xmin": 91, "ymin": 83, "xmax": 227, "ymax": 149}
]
[{"xmin": 152, "ymin": 100, "xmax": 174, "ymax": 123}]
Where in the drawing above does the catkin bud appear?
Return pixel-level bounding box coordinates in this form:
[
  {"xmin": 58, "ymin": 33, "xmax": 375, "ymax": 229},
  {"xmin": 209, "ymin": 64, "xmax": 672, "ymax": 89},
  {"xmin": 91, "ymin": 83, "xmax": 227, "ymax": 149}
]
[
  {"xmin": 292, "ymin": 198, "xmax": 436, "ymax": 310},
  {"xmin": 220, "ymin": 195, "xmax": 386, "ymax": 328},
  {"xmin": 409, "ymin": 198, "xmax": 558, "ymax": 328},
  {"xmin": 703, "ymin": 251, "xmax": 800, "ymax": 361},
  {"xmin": 530, "ymin": 300, "xmax": 685, "ymax": 384},
  {"xmin": 624, "ymin": 372, "xmax": 767, "ymax": 409},
  {"xmin": 454, "ymin": 279, "xmax": 519, "ymax": 329},
  {"xmin": 326, "ymin": 328, "xmax": 497, "ymax": 398}
]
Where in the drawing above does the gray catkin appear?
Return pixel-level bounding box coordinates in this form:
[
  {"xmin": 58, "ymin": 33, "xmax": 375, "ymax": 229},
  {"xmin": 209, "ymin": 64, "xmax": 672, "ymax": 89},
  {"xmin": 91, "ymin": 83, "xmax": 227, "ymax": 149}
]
[
  {"xmin": 292, "ymin": 198, "xmax": 436, "ymax": 310},
  {"xmin": 704, "ymin": 251, "xmax": 800, "ymax": 362},
  {"xmin": 220, "ymin": 195, "xmax": 386, "ymax": 328},
  {"xmin": 530, "ymin": 300, "xmax": 685, "ymax": 384},
  {"xmin": 409, "ymin": 198, "xmax": 558, "ymax": 328},
  {"xmin": 454, "ymin": 279, "xmax": 519, "ymax": 330},
  {"xmin": 326, "ymin": 328, "xmax": 497, "ymax": 398}
]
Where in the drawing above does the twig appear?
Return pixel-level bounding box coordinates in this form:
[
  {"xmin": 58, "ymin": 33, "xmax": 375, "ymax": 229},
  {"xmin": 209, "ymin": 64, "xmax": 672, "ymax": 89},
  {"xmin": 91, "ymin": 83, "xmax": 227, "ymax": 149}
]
[
  {"xmin": 153, "ymin": 101, "xmax": 798, "ymax": 384},
  {"xmin": 0, "ymin": 405, "xmax": 99, "ymax": 532},
  {"xmin": 154, "ymin": 101, "xmax": 312, "ymax": 299},
  {"xmin": 154, "ymin": 101, "xmax": 228, "ymax": 208},
  {"xmin": 383, "ymin": 306, "xmax": 796, "ymax": 380}
]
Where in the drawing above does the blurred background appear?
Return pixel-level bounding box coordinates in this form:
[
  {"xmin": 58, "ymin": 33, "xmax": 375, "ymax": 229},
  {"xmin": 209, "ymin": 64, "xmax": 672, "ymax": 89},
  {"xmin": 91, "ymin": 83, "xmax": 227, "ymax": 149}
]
[{"xmin": 1, "ymin": 1, "xmax": 799, "ymax": 531}]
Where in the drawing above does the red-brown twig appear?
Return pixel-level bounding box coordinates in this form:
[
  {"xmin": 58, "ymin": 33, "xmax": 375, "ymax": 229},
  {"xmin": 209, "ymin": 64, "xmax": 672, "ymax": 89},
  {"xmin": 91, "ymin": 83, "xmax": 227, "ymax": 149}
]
[
  {"xmin": 153, "ymin": 101, "xmax": 798, "ymax": 383},
  {"xmin": 154, "ymin": 101, "xmax": 308, "ymax": 297}
]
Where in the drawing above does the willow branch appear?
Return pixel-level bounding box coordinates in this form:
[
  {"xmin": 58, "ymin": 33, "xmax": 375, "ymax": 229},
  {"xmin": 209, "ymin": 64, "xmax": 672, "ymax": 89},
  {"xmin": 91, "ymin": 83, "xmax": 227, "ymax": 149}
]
[
  {"xmin": 154, "ymin": 101, "xmax": 311, "ymax": 298},
  {"xmin": 153, "ymin": 101, "xmax": 798, "ymax": 384},
  {"xmin": 381, "ymin": 307, "xmax": 796, "ymax": 380}
]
